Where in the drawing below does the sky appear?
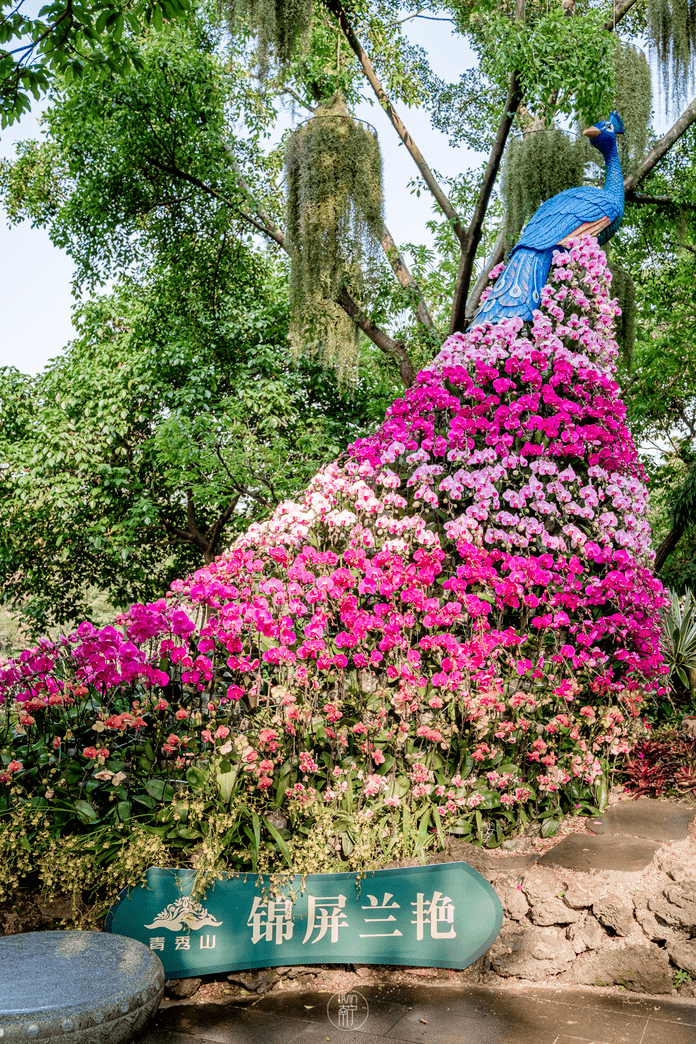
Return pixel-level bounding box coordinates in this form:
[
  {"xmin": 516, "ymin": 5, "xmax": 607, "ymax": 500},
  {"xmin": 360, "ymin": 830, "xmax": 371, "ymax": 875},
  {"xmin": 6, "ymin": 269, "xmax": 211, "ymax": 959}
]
[{"xmin": 0, "ymin": 16, "xmax": 476, "ymax": 377}]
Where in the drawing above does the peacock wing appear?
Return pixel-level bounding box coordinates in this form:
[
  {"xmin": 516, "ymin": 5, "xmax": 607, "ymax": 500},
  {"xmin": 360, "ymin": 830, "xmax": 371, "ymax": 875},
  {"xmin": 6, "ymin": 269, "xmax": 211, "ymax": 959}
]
[{"xmin": 516, "ymin": 187, "xmax": 620, "ymax": 253}]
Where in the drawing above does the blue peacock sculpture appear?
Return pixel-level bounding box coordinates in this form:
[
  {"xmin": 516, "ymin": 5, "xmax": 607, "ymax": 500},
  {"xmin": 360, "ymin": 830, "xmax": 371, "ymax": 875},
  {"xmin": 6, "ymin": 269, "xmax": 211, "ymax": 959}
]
[{"xmin": 472, "ymin": 112, "xmax": 625, "ymax": 327}]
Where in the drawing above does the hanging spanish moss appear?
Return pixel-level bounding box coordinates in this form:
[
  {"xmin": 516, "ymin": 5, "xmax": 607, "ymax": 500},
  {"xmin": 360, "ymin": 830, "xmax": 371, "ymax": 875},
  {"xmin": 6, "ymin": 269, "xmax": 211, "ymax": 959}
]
[
  {"xmin": 646, "ymin": 0, "xmax": 696, "ymax": 109},
  {"xmin": 607, "ymin": 261, "xmax": 636, "ymax": 368},
  {"xmin": 221, "ymin": 0, "xmax": 314, "ymax": 75},
  {"xmin": 613, "ymin": 41, "xmax": 653, "ymax": 172},
  {"xmin": 285, "ymin": 93, "xmax": 384, "ymax": 383},
  {"xmin": 502, "ymin": 127, "xmax": 586, "ymax": 247}
]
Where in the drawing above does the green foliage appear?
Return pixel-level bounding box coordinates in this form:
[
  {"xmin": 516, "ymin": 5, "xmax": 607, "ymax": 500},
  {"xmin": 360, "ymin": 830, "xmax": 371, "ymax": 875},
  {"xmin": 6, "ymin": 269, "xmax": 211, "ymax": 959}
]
[
  {"xmin": 285, "ymin": 92, "xmax": 384, "ymax": 382},
  {"xmin": 0, "ymin": 674, "xmax": 450, "ymax": 909},
  {"xmin": 611, "ymin": 126, "xmax": 696, "ymax": 588},
  {"xmin": 606, "ymin": 260, "xmax": 636, "ymax": 365},
  {"xmin": 613, "ymin": 40, "xmax": 652, "ymax": 173},
  {"xmin": 663, "ymin": 588, "xmax": 696, "ymax": 695},
  {"xmin": 0, "ymin": 270, "xmax": 391, "ymax": 636},
  {"xmin": 501, "ymin": 127, "xmax": 585, "ymax": 246},
  {"xmin": 0, "ymin": 0, "xmax": 190, "ymax": 128},
  {"xmin": 475, "ymin": 6, "xmax": 616, "ymax": 127},
  {"xmin": 646, "ymin": 0, "xmax": 696, "ymax": 109}
]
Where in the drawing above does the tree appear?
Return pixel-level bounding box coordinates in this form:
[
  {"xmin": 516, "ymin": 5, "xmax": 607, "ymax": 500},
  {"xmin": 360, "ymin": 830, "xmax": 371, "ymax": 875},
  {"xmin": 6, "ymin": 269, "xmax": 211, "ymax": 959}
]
[
  {"xmin": 3, "ymin": 0, "xmax": 696, "ymax": 591},
  {"xmin": 0, "ymin": 0, "xmax": 189, "ymax": 128},
  {"xmin": 611, "ymin": 126, "xmax": 696, "ymax": 585},
  {"xmin": 0, "ymin": 258, "xmax": 394, "ymax": 633}
]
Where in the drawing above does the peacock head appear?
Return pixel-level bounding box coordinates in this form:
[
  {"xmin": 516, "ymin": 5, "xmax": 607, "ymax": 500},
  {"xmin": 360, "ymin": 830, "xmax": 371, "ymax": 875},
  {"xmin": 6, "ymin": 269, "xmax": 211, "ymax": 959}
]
[{"xmin": 582, "ymin": 111, "xmax": 624, "ymax": 155}]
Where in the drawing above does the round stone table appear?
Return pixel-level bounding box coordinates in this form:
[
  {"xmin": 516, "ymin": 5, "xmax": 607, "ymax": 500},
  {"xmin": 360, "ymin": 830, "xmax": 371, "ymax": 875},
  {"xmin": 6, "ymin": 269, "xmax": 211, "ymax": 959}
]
[{"xmin": 0, "ymin": 931, "xmax": 164, "ymax": 1042}]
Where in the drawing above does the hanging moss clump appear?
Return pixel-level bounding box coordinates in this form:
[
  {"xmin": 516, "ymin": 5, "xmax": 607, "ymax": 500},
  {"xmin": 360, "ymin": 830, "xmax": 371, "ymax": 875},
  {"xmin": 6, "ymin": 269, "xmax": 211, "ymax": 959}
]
[
  {"xmin": 222, "ymin": 0, "xmax": 314, "ymax": 75},
  {"xmin": 613, "ymin": 41, "xmax": 653, "ymax": 172},
  {"xmin": 285, "ymin": 93, "xmax": 384, "ymax": 383},
  {"xmin": 646, "ymin": 0, "xmax": 696, "ymax": 109},
  {"xmin": 607, "ymin": 261, "xmax": 636, "ymax": 368},
  {"xmin": 502, "ymin": 127, "xmax": 586, "ymax": 248}
]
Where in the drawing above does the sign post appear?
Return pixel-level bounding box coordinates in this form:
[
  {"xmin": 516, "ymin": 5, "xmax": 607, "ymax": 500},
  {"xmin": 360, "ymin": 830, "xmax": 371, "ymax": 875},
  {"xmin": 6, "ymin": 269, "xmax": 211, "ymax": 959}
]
[{"xmin": 105, "ymin": 861, "xmax": 502, "ymax": 980}]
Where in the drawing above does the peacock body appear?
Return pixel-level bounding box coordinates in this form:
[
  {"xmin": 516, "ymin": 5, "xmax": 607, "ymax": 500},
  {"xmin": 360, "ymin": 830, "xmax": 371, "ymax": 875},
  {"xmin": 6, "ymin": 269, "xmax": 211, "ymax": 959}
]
[{"xmin": 472, "ymin": 113, "xmax": 626, "ymax": 327}]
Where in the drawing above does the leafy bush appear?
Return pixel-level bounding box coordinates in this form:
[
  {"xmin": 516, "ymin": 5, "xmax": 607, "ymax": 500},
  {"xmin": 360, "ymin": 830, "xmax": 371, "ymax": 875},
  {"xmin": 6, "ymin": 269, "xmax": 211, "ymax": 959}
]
[
  {"xmin": 0, "ymin": 237, "xmax": 666, "ymax": 912},
  {"xmin": 662, "ymin": 588, "xmax": 696, "ymax": 701}
]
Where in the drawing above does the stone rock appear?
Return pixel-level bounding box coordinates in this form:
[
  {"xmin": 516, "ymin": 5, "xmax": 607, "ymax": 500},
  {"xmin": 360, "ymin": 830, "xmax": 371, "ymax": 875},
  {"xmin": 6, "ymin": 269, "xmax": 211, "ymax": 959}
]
[
  {"xmin": 537, "ymin": 833, "xmax": 659, "ymax": 876},
  {"xmin": 530, "ymin": 899, "xmax": 580, "ymax": 926},
  {"xmin": 587, "ymin": 799, "xmax": 696, "ymax": 843},
  {"xmin": 0, "ymin": 930, "xmax": 163, "ymax": 1043},
  {"xmin": 489, "ymin": 925, "xmax": 575, "ymax": 981},
  {"xmin": 227, "ymin": 969, "xmax": 277, "ymax": 993},
  {"xmin": 649, "ymin": 880, "xmax": 696, "ymax": 932},
  {"xmin": 593, "ymin": 896, "xmax": 635, "ymax": 937},
  {"xmin": 681, "ymin": 716, "xmax": 696, "ymax": 738},
  {"xmin": 668, "ymin": 938, "xmax": 696, "ymax": 977},
  {"xmin": 659, "ymin": 851, "xmax": 692, "ymax": 882},
  {"xmin": 563, "ymin": 880, "xmax": 594, "ymax": 909},
  {"xmin": 165, "ymin": 978, "xmax": 202, "ymax": 999},
  {"xmin": 521, "ymin": 867, "xmax": 564, "ymax": 905},
  {"xmin": 634, "ymin": 900, "xmax": 674, "ymax": 943},
  {"xmin": 497, "ymin": 884, "xmax": 530, "ymax": 922},
  {"xmin": 570, "ymin": 942, "xmax": 673, "ymax": 994},
  {"xmin": 568, "ymin": 912, "xmax": 606, "ymax": 953}
]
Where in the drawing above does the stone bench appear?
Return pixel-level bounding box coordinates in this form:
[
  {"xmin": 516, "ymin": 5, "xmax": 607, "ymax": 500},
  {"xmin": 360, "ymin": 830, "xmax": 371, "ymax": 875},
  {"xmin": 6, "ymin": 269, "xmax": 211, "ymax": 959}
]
[{"xmin": 0, "ymin": 930, "xmax": 164, "ymax": 1042}]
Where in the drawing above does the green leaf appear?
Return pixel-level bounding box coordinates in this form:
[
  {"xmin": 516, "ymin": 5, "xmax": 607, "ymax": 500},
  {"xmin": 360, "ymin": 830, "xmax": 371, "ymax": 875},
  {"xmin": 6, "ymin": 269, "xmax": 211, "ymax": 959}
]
[
  {"xmin": 145, "ymin": 779, "xmax": 175, "ymax": 803},
  {"xmin": 73, "ymin": 799, "xmax": 98, "ymax": 822},
  {"xmin": 216, "ymin": 765, "xmax": 238, "ymax": 805},
  {"xmin": 263, "ymin": 816, "xmax": 293, "ymax": 867},
  {"xmin": 541, "ymin": 817, "xmax": 560, "ymax": 838},
  {"xmin": 186, "ymin": 766, "xmax": 208, "ymax": 791}
]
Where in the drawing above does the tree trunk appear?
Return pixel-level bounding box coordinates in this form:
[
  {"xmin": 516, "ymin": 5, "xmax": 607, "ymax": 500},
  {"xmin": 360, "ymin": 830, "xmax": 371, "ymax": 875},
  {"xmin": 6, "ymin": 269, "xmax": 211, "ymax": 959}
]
[{"xmin": 654, "ymin": 523, "xmax": 685, "ymax": 573}]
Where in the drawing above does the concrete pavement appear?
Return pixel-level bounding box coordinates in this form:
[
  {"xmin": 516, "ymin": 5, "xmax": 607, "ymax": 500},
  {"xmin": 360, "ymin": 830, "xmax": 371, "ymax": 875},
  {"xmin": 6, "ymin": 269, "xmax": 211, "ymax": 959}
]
[{"xmin": 136, "ymin": 982, "xmax": 696, "ymax": 1044}]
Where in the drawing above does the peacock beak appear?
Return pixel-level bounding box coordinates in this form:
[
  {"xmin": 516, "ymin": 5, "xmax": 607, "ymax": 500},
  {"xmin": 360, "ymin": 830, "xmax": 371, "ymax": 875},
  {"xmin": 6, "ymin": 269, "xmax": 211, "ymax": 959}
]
[{"xmin": 583, "ymin": 126, "xmax": 601, "ymax": 138}]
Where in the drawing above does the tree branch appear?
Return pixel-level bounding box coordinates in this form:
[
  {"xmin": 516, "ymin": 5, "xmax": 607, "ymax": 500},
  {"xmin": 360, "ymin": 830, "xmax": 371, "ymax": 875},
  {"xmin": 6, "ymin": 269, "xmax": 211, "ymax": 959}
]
[
  {"xmin": 449, "ymin": 71, "xmax": 522, "ymax": 333},
  {"xmin": 280, "ymin": 86, "xmax": 316, "ymax": 113},
  {"xmin": 205, "ymin": 495, "xmax": 241, "ymax": 561},
  {"xmin": 625, "ymin": 191, "xmax": 676, "ymax": 205},
  {"xmin": 338, "ymin": 288, "xmax": 416, "ymax": 387},
  {"xmin": 602, "ymin": 0, "xmax": 640, "ymax": 30},
  {"xmin": 654, "ymin": 523, "xmax": 685, "ymax": 572},
  {"xmin": 381, "ymin": 224, "xmax": 436, "ymax": 331},
  {"xmin": 465, "ymin": 229, "xmax": 506, "ymax": 320},
  {"xmin": 323, "ymin": 0, "xmax": 464, "ymax": 243},
  {"xmin": 186, "ymin": 492, "xmax": 209, "ymax": 555},
  {"xmin": 625, "ymin": 94, "xmax": 696, "ymax": 194}
]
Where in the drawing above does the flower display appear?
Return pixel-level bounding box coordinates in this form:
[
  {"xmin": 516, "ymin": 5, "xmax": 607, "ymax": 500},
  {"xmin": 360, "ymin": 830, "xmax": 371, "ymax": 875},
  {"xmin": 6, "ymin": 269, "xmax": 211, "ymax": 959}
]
[{"xmin": 0, "ymin": 237, "xmax": 667, "ymax": 865}]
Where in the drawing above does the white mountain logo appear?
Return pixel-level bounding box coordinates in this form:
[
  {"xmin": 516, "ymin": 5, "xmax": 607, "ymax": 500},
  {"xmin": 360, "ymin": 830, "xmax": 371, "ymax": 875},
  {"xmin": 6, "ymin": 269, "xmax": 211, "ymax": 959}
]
[{"xmin": 145, "ymin": 896, "xmax": 223, "ymax": 931}]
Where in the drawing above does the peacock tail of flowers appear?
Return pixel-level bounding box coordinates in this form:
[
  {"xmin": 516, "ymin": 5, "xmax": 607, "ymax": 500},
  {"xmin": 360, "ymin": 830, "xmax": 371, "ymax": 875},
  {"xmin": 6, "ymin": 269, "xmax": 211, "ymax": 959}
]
[{"xmin": 0, "ymin": 236, "xmax": 667, "ymax": 851}]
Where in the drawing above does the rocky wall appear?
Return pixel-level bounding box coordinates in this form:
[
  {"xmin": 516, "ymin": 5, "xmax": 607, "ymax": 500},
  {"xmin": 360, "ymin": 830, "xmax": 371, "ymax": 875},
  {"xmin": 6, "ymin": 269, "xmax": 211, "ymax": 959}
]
[{"xmin": 484, "ymin": 838, "xmax": 696, "ymax": 995}]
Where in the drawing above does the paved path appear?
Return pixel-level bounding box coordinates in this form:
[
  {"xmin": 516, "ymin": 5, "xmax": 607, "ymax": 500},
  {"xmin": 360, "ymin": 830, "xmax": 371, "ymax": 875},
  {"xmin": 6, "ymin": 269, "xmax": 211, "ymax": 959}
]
[
  {"xmin": 134, "ymin": 800, "xmax": 696, "ymax": 1044},
  {"xmin": 136, "ymin": 983, "xmax": 696, "ymax": 1044}
]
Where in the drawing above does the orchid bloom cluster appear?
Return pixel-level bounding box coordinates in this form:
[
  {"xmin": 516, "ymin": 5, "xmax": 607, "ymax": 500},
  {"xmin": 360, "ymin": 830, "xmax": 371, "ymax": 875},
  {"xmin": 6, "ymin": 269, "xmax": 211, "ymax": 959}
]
[{"xmin": 0, "ymin": 238, "xmax": 666, "ymax": 844}]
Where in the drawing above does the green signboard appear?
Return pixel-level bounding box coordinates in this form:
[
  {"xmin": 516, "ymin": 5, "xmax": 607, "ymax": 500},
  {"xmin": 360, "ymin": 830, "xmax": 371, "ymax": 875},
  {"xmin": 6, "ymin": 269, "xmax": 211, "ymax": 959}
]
[{"xmin": 105, "ymin": 862, "xmax": 502, "ymax": 980}]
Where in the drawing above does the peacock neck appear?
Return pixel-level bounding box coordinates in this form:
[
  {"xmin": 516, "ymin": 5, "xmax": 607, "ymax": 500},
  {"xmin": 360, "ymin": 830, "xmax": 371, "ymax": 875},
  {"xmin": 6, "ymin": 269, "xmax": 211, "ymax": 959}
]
[{"xmin": 602, "ymin": 146, "xmax": 625, "ymax": 212}]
